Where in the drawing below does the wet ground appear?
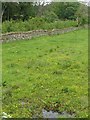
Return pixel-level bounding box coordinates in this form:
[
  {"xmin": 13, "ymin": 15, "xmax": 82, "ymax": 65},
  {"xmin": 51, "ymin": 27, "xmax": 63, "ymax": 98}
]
[{"xmin": 42, "ymin": 109, "xmax": 75, "ymax": 118}]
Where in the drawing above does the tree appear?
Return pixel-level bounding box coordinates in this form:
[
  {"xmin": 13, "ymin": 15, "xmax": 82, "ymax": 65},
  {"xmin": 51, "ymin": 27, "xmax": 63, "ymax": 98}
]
[
  {"xmin": 76, "ymin": 3, "xmax": 88, "ymax": 26},
  {"xmin": 33, "ymin": 0, "xmax": 50, "ymax": 17},
  {"xmin": 2, "ymin": 2, "xmax": 19, "ymax": 21},
  {"xmin": 18, "ymin": 2, "xmax": 35, "ymax": 21},
  {"xmin": 1, "ymin": 0, "xmax": 19, "ymax": 20},
  {"xmin": 2, "ymin": 2, "xmax": 35, "ymax": 21},
  {"xmin": 50, "ymin": 2, "xmax": 80, "ymax": 20}
]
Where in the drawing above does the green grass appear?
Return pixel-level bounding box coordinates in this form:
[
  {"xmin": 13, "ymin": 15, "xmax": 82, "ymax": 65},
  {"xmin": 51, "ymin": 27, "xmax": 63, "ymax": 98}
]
[{"xmin": 2, "ymin": 29, "xmax": 88, "ymax": 118}]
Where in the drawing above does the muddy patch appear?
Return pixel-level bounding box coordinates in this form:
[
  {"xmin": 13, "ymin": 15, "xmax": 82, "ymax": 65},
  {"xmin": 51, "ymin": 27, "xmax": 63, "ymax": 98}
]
[{"xmin": 42, "ymin": 109, "xmax": 75, "ymax": 118}]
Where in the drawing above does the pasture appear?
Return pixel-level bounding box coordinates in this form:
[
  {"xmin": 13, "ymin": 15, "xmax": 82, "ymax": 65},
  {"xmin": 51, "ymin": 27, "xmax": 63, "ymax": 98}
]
[{"xmin": 2, "ymin": 29, "xmax": 88, "ymax": 118}]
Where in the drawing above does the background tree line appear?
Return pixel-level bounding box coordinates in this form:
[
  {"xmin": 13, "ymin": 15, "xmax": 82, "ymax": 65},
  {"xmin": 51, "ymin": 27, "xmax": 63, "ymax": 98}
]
[
  {"xmin": 2, "ymin": 2, "xmax": 89, "ymax": 33},
  {"xmin": 2, "ymin": 2, "xmax": 88, "ymax": 23}
]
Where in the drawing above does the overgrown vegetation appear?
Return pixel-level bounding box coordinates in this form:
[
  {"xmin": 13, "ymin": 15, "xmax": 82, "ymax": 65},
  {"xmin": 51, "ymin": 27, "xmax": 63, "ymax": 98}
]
[
  {"xmin": 2, "ymin": 18, "xmax": 77, "ymax": 33},
  {"xmin": 2, "ymin": 2, "xmax": 88, "ymax": 33},
  {"xmin": 2, "ymin": 29, "xmax": 88, "ymax": 118}
]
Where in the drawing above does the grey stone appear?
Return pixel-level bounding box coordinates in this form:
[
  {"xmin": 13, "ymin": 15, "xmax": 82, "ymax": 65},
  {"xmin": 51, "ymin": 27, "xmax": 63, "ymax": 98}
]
[{"xmin": 1, "ymin": 27, "xmax": 84, "ymax": 43}]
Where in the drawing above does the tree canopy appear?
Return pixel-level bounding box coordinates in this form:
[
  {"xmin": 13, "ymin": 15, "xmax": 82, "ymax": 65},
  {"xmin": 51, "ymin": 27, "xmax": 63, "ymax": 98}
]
[{"xmin": 2, "ymin": 1, "xmax": 88, "ymax": 26}]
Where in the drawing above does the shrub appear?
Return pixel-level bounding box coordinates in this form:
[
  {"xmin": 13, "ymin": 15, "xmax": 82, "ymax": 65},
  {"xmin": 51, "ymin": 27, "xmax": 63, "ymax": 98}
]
[
  {"xmin": 43, "ymin": 11, "xmax": 59, "ymax": 23},
  {"xmin": 2, "ymin": 17, "xmax": 77, "ymax": 33}
]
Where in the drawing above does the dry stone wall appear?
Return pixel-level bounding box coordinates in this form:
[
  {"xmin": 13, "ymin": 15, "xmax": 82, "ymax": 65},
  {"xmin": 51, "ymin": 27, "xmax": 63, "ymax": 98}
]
[{"xmin": 1, "ymin": 27, "xmax": 83, "ymax": 43}]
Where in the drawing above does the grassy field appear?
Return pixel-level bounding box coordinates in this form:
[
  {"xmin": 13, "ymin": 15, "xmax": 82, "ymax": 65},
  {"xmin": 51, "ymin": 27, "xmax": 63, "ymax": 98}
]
[{"xmin": 2, "ymin": 29, "xmax": 88, "ymax": 118}]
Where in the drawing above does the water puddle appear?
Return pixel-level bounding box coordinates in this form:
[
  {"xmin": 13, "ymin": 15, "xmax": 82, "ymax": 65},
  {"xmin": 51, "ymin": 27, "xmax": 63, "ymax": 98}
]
[
  {"xmin": 42, "ymin": 109, "xmax": 75, "ymax": 118},
  {"xmin": 20, "ymin": 100, "xmax": 75, "ymax": 118}
]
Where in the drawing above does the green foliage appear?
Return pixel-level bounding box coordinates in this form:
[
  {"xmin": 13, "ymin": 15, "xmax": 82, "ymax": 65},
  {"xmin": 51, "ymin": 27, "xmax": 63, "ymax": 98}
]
[
  {"xmin": 2, "ymin": 2, "xmax": 88, "ymax": 22},
  {"xmin": 75, "ymin": 4, "xmax": 88, "ymax": 26},
  {"xmin": 2, "ymin": 29, "xmax": 88, "ymax": 118},
  {"xmin": 52, "ymin": 2, "xmax": 80, "ymax": 20},
  {"xmin": 43, "ymin": 11, "xmax": 58, "ymax": 22},
  {"xmin": 2, "ymin": 2, "xmax": 88, "ymax": 30},
  {"xmin": 2, "ymin": 2, "xmax": 20, "ymax": 21},
  {"xmin": 2, "ymin": 2, "xmax": 36, "ymax": 21},
  {"xmin": 2, "ymin": 20, "xmax": 26, "ymax": 33},
  {"xmin": 2, "ymin": 18, "xmax": 77, "ymax": 33},
  {"xmin": 27, "ymin": 17, "xmax": 46, "ymax": 30}
]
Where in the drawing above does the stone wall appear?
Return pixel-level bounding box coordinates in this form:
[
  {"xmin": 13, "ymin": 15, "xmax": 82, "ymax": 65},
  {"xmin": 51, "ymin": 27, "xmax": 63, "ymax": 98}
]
[{"xmin": 1, "ymin": 27, "xmax": 83, "ymax": 43}]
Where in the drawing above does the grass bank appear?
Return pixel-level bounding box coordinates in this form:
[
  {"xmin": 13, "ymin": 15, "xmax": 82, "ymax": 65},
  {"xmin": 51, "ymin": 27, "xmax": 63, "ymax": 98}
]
[{"xmin": 2, "ymin": 29, "xmax": 88, "ymax": 118}]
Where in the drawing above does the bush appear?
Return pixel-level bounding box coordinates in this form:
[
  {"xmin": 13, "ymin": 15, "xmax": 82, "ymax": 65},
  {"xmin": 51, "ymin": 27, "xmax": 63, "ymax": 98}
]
[
  {"xmin": 2, "ymin": 20, "xmax": 26, "ymax": 33},
  {"xmin": 43, "ymin": 11, "xmax": 59, "ymax": 23},
  {"xmin": 80, "ymin": 17, "xmax": 88, "ymax": 26},
  {"xmin": 2, "ymin": 17, "xmax": 77, "ymax": 33}
]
